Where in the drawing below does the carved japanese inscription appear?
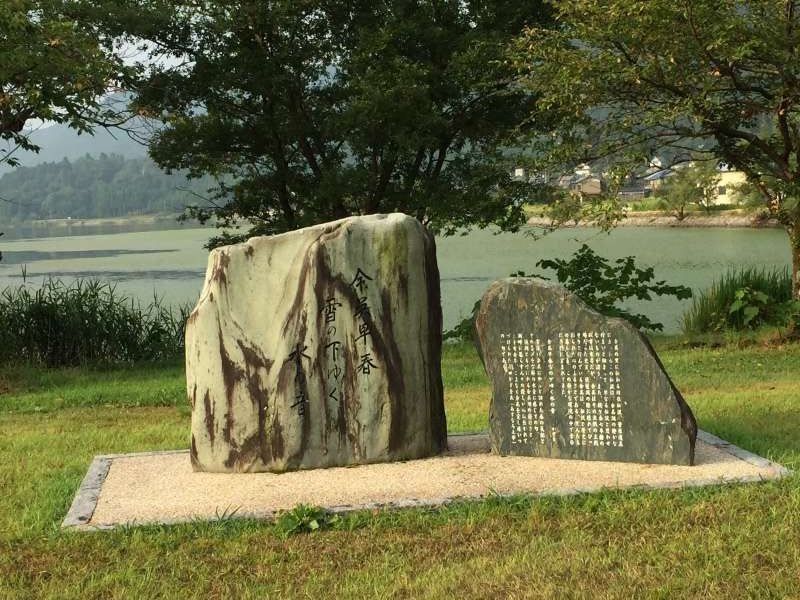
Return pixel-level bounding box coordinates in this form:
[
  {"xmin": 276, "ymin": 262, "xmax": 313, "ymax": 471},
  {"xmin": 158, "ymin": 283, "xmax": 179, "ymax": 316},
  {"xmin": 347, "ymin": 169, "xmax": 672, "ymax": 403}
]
[
  {"xmin": 499, "ymin": 333, "xmax": 548, "ymax": 446},
  {"xmin": 476, "ymin": 278, "xmax": 697, "ymax": 465},
  {"xmin": 186, "ymin": 213, "xmax": 447, "ymax": 473}
]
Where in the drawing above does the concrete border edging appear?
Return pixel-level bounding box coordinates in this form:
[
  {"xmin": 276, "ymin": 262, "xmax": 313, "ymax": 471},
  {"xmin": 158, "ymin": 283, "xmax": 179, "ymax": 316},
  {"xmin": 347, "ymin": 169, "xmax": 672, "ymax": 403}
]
[
  {"xmin": 696, "ymin": 430, "xmax": 791, "ymax": 475},
  {"xmin": 62, "ymin": 450, "xmax": 192, "ymax": 530},
  {"xmin": 62, "ymin": 432, "xmax": 791, "ymax": 531},
  {"xmin": 62, "ymin": 456, "xmax": 111, "ymax": 530}
]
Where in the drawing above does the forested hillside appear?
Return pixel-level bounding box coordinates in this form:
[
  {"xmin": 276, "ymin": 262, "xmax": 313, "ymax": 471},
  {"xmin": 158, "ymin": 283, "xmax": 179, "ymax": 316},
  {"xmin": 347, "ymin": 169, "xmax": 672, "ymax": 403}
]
[{"xmin": 0, "ymin": 154, "xmax": 211, "ymax": 221}]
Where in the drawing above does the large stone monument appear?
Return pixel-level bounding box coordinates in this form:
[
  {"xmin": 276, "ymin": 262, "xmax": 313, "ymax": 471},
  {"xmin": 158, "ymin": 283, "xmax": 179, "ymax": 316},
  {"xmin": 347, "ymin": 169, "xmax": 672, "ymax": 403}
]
[
  {"xmin": 476, "ymin": 278, "xmax": 697, "ymax": 465},
  {"xmin": 186, "ymin": 213, "xmax": 447, "ymax": 473}
]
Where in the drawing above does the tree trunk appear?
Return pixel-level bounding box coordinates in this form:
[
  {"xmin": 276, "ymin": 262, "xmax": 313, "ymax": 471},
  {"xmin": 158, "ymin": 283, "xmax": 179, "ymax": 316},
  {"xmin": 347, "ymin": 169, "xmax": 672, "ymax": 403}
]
[{"xmin": 791, "ymin": 222, "xmax": 800, "ymax": 300}]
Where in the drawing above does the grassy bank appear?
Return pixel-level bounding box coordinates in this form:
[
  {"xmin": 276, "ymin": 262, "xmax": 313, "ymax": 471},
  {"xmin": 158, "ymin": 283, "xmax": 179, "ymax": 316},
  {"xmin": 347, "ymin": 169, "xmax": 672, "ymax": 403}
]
[
  {"xmin": 522, "ymin": 204, "xmax": 782, "ymax": 229},
  {"xmin": 1, "ymin": 340, "xmax": 799, "ymax": 598}
]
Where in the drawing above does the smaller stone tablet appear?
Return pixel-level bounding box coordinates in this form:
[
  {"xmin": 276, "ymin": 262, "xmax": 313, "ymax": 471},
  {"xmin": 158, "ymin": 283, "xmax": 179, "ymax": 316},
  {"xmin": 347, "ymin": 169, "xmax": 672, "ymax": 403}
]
[{"xmin": 475, "ymin": 278, "xmax": 697, "ymax": 465}]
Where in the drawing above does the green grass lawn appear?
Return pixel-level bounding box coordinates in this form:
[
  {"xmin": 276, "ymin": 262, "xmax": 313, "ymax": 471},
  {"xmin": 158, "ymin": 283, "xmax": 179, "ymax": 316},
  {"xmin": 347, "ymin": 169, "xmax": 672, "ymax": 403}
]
[{"xmin": 1, "ymin": 340, "xmax": 799, "ymax": 598}]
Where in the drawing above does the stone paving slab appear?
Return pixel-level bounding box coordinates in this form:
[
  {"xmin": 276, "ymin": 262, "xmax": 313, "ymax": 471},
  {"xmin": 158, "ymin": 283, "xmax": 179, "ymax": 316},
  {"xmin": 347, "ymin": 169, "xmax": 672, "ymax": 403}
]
[{"xmin": 63, "ymin": 431, "xmax": 790, "ymax": 531}]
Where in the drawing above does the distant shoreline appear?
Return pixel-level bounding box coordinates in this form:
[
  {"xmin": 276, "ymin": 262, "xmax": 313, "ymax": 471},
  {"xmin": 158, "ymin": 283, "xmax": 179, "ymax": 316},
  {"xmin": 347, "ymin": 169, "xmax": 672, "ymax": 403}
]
[
  {"xmin": 5, "ymin": 210, "xmax": 784, "ymax": 232},
  {"xmin": 3, "ymin": 214, "xmax": 217, "ymax": 233},
  {"xmin": 1, "ymin": 214, "xmax": 213, "ymax": 241},
  {"xmin": 20, "ymin": 214, "xmax": 185, "ymax": 228},
  {"xmin": 526, "ymin": 210, "xmax": 782, "ymax": 229}
]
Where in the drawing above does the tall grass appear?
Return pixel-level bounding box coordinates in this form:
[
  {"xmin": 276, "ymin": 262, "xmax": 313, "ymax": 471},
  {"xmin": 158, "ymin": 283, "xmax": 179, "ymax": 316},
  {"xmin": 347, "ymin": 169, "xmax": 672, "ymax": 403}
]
[
  {"xmin": 682, "ymin": 267, "xmax": 792, "ymax": 334},
  {"xmin": 0, "ymin": 278, "xmax": 190, "ymax": 367}
]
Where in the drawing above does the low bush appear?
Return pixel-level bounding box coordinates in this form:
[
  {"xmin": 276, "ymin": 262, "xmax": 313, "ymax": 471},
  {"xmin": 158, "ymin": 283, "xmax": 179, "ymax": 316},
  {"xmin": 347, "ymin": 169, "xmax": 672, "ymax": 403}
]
[
  {"xmin": 530, "ymin": 244, "xmax": 692, "ymax": 331},
  {"xmin": 682, "ymin": 267, "xmax": 796, "ymax": 334},
  {"xmin": 444, "ymin": 244, "xmax": 692, "ymax": 340},
  {"xmin": 274, "ymin": 504, "xmax": 342, "ymax": 539},
  {"xmin": 0, "ymin": 278, "xmax": 189, "ymax": 367}
]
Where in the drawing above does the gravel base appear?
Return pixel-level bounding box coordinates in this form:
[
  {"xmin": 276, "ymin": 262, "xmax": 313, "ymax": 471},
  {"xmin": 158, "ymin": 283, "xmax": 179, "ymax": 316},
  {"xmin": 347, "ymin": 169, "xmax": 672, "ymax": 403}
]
[{"xmin": 65, "ymin": 432, "xmax": 789, "ymax": 530}]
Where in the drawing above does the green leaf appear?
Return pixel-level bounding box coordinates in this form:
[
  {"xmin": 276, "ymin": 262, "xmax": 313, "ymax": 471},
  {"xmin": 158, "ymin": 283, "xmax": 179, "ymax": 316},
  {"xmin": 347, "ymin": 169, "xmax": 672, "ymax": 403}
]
[
  {"xmin": 456, "ymin": 243, "xmax": 689, "ymax": 334},
  {"xmin": 728, "ymin": 299, "xmax": 744, "ymax": 314},
  {"xmin": 742, "ymin": 306, "xmax": 759, "ymax": 325},
  {"xmin": 752, "ymin": 291, "xmax": 770, "ymax": 304}
]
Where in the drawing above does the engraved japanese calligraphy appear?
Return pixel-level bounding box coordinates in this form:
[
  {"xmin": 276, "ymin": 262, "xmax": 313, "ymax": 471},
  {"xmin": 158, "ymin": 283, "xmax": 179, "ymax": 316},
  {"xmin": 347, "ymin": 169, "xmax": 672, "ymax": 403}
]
[
  {"xmin": 499, "ymin": 333, "xmax": 546, "ymax": 445},
  {"xmin": 477, "ymin": 278, "xmax": 697, "ymax": 466},
  {"xmin": 499, "ymin": 331, "xmax": 623, "ymax": 449},
  {"xmin": 558, "ymin": 332, "xmax": 623, "ymax": 448}
]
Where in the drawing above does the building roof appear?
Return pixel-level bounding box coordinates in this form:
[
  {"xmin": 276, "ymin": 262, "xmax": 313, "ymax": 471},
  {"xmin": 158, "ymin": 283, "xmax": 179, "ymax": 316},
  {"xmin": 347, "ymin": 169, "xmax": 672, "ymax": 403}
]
[{"xmin": 643, "ymin": 168, "xmax": 674, "ymax": 182}]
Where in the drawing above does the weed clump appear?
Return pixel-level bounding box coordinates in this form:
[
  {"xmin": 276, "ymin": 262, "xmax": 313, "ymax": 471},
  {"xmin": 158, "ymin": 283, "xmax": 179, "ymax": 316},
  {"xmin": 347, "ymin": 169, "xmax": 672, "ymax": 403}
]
[
  {"xmin": 682, "ymin": 267, "xmax": 795, "ymax": 334},
  {"xmin": 0, "ymin": 278, "xmax": 189, "ymax": 366}
]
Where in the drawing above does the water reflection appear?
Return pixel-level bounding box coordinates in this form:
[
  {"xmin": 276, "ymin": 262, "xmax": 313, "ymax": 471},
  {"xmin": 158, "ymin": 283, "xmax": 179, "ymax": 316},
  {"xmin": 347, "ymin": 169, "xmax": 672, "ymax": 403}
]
[
  {"xmin": 6, "ymin": 269, "xmax": 204, "ymax": 281},
  {"xmin": 2, "ymin": 219, "xmax": 194, "ymax": 240},
  {"xmin": 1, "ymin": 249, "xmax": 178, "ymax": 264}
]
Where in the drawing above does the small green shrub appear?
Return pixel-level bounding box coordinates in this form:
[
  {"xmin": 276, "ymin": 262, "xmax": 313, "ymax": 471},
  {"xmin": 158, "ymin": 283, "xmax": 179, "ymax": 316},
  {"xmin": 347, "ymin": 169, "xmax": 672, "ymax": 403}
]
[
  {"xmin": 443, "ymin": 300, "xmax": 481, "ymax": 343},
  {"xmin": 728, "ymin": 287, "xmax": 771, "ymax": 327},
  {"xmin": 274, "ymin": 504, "xmax": 341, "ymax": 539},
  {"xmin": 530, "ymin": 244, "xmax": 692, "ymax": 331},
  {"xmin": 444, "ymin": 244, "xmax": 691, "ymax": 339},
  {"xmin": 0, "ymin": 278, "xmax": 189, "ymax": 367},
  {"xmin": 682, "ymin": 267, "xmax": 794, "ymax": 334}
]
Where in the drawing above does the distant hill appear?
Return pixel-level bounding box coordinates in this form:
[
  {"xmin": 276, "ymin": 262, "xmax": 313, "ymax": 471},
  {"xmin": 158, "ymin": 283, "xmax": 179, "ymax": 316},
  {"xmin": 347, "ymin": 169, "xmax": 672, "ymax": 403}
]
[
  {"xmin": 0, "ymin": 91, "xmax": 151, "ymax": 174},
  {"xmin": 0, "ymin": 154, "xmax": 212, "ymax": 221},
  {"xmin": 0, "ymin": 122, "xmax": 148, "ymax": 176}
]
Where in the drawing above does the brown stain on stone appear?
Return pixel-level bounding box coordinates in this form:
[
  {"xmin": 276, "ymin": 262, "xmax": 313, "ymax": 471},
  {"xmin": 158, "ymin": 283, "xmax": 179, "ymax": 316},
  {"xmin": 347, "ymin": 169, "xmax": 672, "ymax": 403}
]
[
  {"xmin": 281, "ymin": 246, "xmax": 314, "ymax": 339},
  {"xmin": 275, "ymin": 305, "xmax": 311, "ymax": 470},
  {"xmin": 308, "ymin": 229, "xmax": 357, "ymax": 458},
  {"xmin": 211, "ymin": 251, "xmax": 230, "ymax": 288},
  {"xmin": 342, "ymin": 338, "xmax": 360, "ymax": 458},
  {"xmin": 397, "ymin": 268, "xmax": 409, "ymax": 307},
  {"xmin": 338, "ymin": 357, "xmax": 351, "ymax": 450},
  {"xmin": 281, "ymin": 224, "xmax": 345, "ymax": 342},
  {"xmin": 312, "ymin": 244, "xmax": 334, "ymax": 453},
  {"xmin": 296, "ymin": 311, "xmax": 312, "ymax": 468},
  {"xmin": 307, "ymin": 220, "xmax": 446, "ymax": 457},
  {"xmin": 244, "ymin": 245, "xmax": 255, "ymax": 259},
  {"xmin": 273, "ymin": 226, "xmax": 346, "ymax": 467},
  {"xmin": 217, "ymin": 321, "xmax": 277, "ymax": 471},
  {"xmin": 223, "ymin": 434, "xmax": 261, "ymax": 472},
  {"xmin": 274, "ymin": 358, "xmax": 295, "ymax": 465},
  {"xmin": 269, "ymin": 229, "xmax": 316, "ymax": 462},
  {"xmin": 209, "ymin": 321, "xmax": 277, "ymax": 470},
  {"xmin": 377, "ymin": 287, "xmax": 407, "ymax": 453},
  {"xmin": 202, "ymin": 390, "xmax": 215, "ymax": 444},
  {"xmin": 236, "ymin": 339, "xmax": 274, "ymax": 466},
  {"xmin": 218, "ymin": 325, "xmax": 244, "ymax": 445},
  {"xmin": 322, "ymin": 222, "xmax": 345, "ymax": 237},
  {"xmin": 190, "ymin": 435, "xmax": 199, "ymax": 468},
  {"xmin": 270, "ymin": 416, "xmax": 285, "ymax": 462},
  {"xmin": 308, "ymin": 264, "xmax": 405, "ymax": 457}
]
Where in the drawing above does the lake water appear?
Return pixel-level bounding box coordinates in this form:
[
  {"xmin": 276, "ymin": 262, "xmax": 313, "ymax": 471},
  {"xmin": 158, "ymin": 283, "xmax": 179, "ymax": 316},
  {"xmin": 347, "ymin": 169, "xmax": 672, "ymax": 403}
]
[{"xmin": 0, "ymin": 222, "xmax": 790, "ymax": 333}]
